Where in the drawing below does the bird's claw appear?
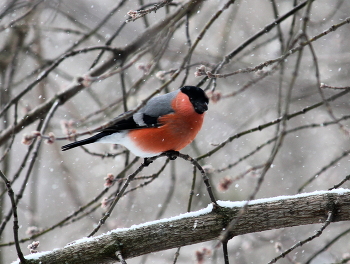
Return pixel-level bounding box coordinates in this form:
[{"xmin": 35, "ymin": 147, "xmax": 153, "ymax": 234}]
[
  {"xmin": 143, "ymin": 158, "xmax": 153, "ymax": 167},
  {"xmin": 164, "ymin": 150, "xmax": 179, "ymax": 160}
]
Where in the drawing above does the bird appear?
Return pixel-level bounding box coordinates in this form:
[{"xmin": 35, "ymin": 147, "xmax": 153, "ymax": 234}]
[{"xmin": 61, "ymin": 86, "xmax": 209, "ymax": 160}]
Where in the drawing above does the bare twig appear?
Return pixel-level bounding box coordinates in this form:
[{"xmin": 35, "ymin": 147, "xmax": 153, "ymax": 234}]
[
  {"xmin": 214, "ymin": 114, "xmax": 350, "ymax": 175},
  {"xmin": 88, "ymin": 150, "xmax": 217, "ymax": 237},
  {"xmin": 87, "ymin": 153, "xmax": 168, "ymax": 237},
  {"xmin": 329, "ymin": 174, "xmax": 350, "ymax": 190},
  {"xmin": 0, "ymin": 170, "xmax": 26, "ymax": 263},
  {"xmin": 211, "ymin": 0, "xmax": 311, "ymax": 78},
  {"xmin": 176, "ymin": 152, "xmax": 217, "ymax": 205},
  {"xmin": 0, "ymin": 46, "xmax": 119, "ymax": 120},
  {"xmin": 321, "ymin": 84, "xmax": 350, "ymax": 90},
  {"xmin": 0, "ymin": 0, "xmax": 44, "ymax": 32},
  {"xmin": 268, "ymin": 210, "xmax": 334, "ymax": 264},
  {"xmin": 298, "ymin": 149, "xmax": 350, "ymax": 193},
  {"xmin": 222, "ymin": 240, "xmax": 229, "ymax": 264},
  {"xmin": 197, "ymin": 89, "xmax": 350, "ymax": 160},
  {"xmin": 0, "ymin": 100, "xmax": 60, "ymax": 237},
  {"xmin": 305, "ymin": 226, "xmax": 350, "ymax": 264},
  {"xmin": 0, "ymin": 157, "xmax": 141, "ymax": 247},
  {"xmin": 116, "ymin": 251, "xmax": 128, "ymax": 264},
  {"xmin": 126, "ymin": 0, "xmax": 174, "ymax": 22}
]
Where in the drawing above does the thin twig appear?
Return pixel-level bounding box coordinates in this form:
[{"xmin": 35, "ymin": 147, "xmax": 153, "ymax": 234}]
[
  {"xmin": 155, "ymin": 160, "xmax": 176, "ymax": 219},
  {"xmin": 222, "ymin": 240, "xmax": 229, "ymax": 264},
  {"xmin": 64, "ymin": 0, "xmax": 129, "ymax": 53},
  {"xmin": 329, "ymin": 174, "xmax": 350, "ymax": 190},
  {"xmin": 218, "ymin": 23, "xmax": 306, "ymax": 243},
  {"xmin": 176, "ymin": 152, "xmax": 217, "ymax": 205},
  {"xmin": 0, "ymin": 170, "xmax": 26, "ymax": 263},
  {"xmin": 267, "ymin": 210, "xmax": 334, "ymax": 264},
  {"xmin": 126, "ymin": 0, "xmax": 174, "ymax": 22},
  {"xmin": 87, "ymin": 153, "xmax": 167, "ymax": 237},
  {"xmin": 116, "ymin": 250, "xmax": 127, "ymax": 264},
  {"xmin": 180, "ymin": 13, "xmax": 192, "ymax": 87},
  {"xmin": 0, "ymin": 103, "xmax": 17, "ymax": 163},
  {"xmin": 173, "ymin": 248, "xmax": 181, "ymax": 264},
  {"xmin": 214, "ymin": 114, "xmax": 350, "ymax": 175},
  {"xmin": 0, "ymin": 158, "xmax": 140, "ymax": 247},
  {"xmin": 0, "ymin": 100, "xmax": 60, "ymax": 238},
  {"xmin": 0, "ymin": 0, "xmax": 44, "ymax": 32},
  {"xmin": 88, "ymin": 150, "xmax": 217, "ymax": 237},
  {"xmin": 321, "ymin": 84, "xmax": 350, "ymax": 90},
  {"xmin": 197, "ymin": 89, "xmax": 350, "ymax": 160},
  {"xmin": 0, "ymin": 46, "xmax": 119, "ymax": 119},
  {"xmin": 172, "ymin": 164, "xmax": 196, "ymax": 264},
  {"xmin": 197, "ymin": 13, "xmax": 350, "ymax": 89},
  {"xmin": 298, "ymin": 149, "xmax": 350, "ymax": 193},
  {"xmin": 212, "ymin": 0, "xmax": 311, "ymax": 77},
  {"xmin": 305, "ymin": 226, "xmax": 350, "ymax": 264}
]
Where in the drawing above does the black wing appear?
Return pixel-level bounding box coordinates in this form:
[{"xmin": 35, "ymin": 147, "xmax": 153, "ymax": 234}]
[{"xmin": 61, "ymin": 112, "xmax": 160, "ymax": 151}]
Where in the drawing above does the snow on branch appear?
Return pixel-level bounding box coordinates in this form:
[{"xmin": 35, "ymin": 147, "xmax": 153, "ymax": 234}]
[{"xmin": 13, "ymin": 189, "xmax": 350, "ymax": 264}]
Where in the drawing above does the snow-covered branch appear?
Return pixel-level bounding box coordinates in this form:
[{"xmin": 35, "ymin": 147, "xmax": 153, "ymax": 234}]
[{"xmin": 14, "ymin": 189, "xmax": 350, "ymax": 264}]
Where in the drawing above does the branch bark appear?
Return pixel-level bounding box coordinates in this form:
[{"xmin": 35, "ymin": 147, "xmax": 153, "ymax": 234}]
[{"xmin": 17, "ymin": 189, "xmax": 350, "ymax": 264}]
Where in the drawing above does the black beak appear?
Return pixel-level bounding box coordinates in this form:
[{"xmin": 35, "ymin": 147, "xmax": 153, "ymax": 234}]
[{"xmin": 194, "ymin": 102, "xmax": 208, "ymax": 114}]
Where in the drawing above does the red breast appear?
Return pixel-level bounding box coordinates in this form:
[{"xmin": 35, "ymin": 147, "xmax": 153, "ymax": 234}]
[{"xmin": 128, "ymin": 92, "xmax": 205, "ymax": 154}]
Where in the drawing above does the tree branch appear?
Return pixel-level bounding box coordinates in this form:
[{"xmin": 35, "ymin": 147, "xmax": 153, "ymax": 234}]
[{"xmin": 14, "ymin": 189, "xmax": 350, "ymax": 264}]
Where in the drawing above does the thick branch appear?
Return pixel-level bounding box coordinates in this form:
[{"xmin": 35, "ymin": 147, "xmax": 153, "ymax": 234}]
[{"xmin": 16, "ymin": 189, "xmax": 350, "ymax": 264}]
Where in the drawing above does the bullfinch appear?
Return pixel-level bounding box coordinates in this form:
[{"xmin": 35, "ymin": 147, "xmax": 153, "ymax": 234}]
[{"xmin": 61, "ymin": 86, "xmax": 209, "ymax": 158}]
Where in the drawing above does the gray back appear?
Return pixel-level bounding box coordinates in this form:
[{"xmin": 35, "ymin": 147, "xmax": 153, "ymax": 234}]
[{"xmin": 139, "ymin": 89, "xmax": 179, "ymax": 117}]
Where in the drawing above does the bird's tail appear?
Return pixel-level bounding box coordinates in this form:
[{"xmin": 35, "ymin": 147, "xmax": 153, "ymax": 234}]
[{"xmin": 61, "ymin": 134, "xmax": 102, "ymax": 151}]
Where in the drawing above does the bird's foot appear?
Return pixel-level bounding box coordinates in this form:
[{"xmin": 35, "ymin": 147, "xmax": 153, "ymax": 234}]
[{"xmin": 164, "ymin": 150, "xmax": 179, "ymax": 160}]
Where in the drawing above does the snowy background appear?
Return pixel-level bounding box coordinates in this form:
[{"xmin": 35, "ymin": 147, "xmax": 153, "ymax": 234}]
[{"xmin": 1, "ymin": 0, "xmax": 350, "ymax": 263}]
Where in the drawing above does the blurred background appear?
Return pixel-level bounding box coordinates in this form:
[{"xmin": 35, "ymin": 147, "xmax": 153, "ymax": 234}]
[{"xmin": 1, "ymin": 0, "xmax": 350, "ymax": 263}]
